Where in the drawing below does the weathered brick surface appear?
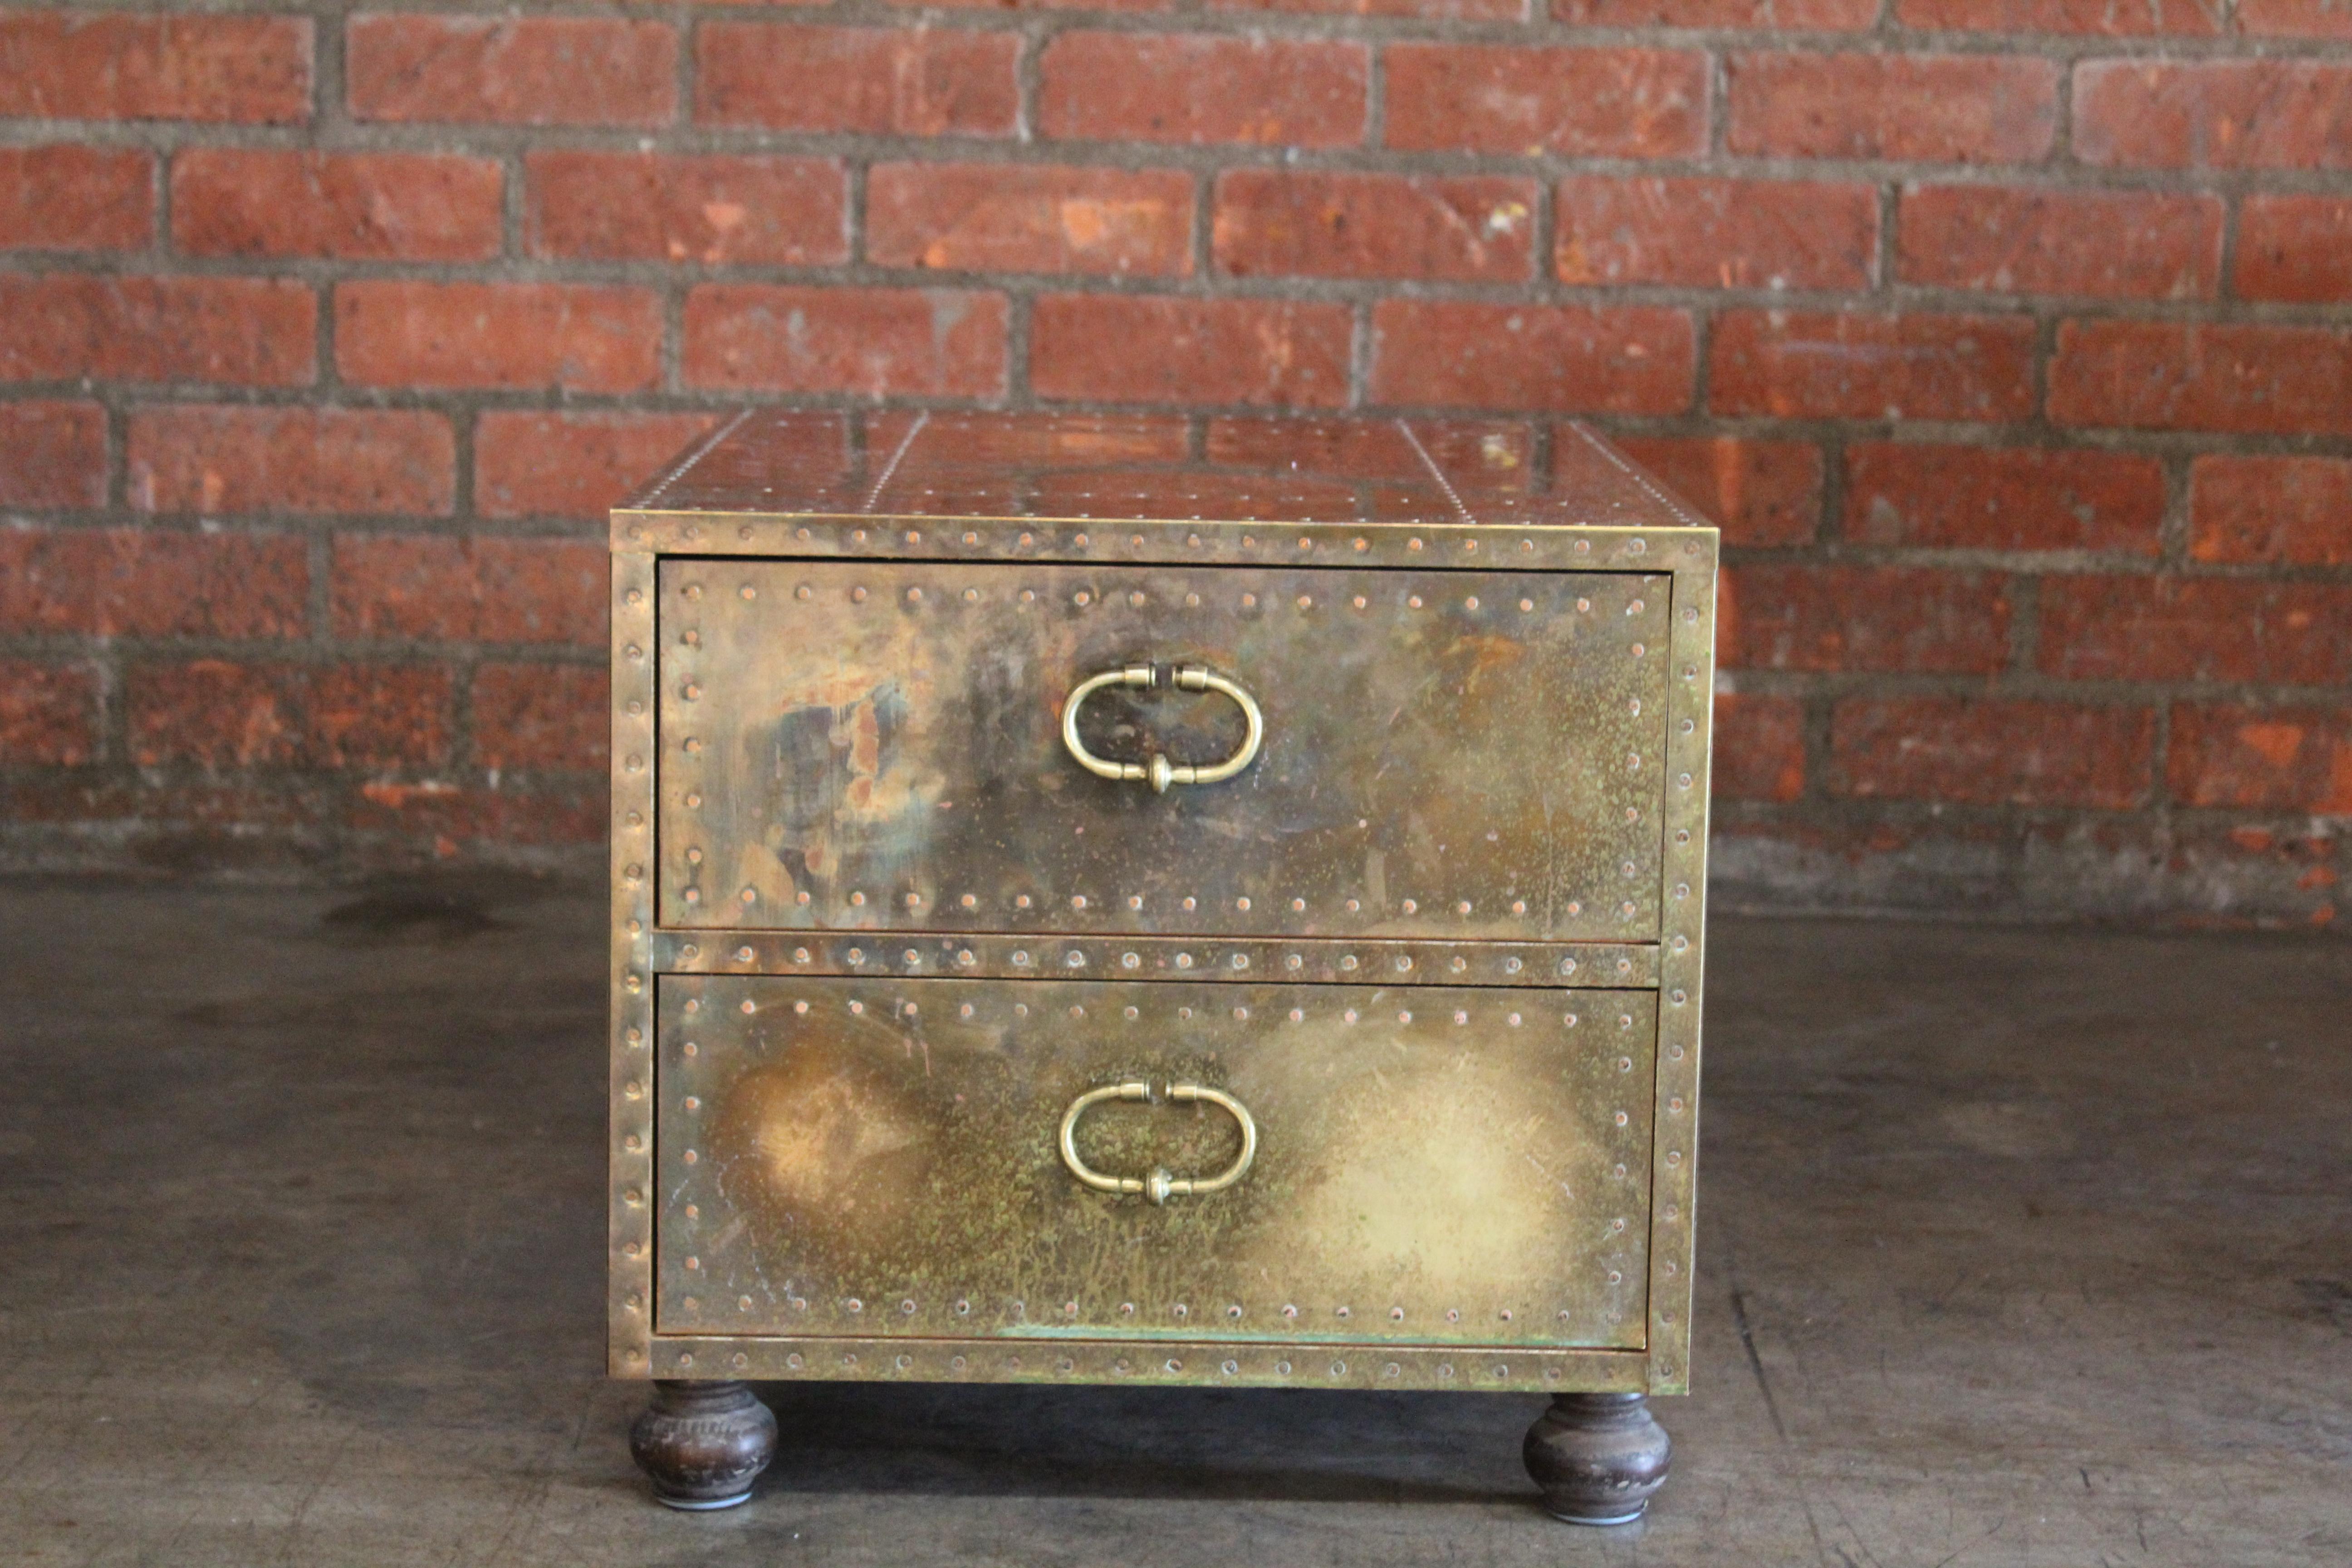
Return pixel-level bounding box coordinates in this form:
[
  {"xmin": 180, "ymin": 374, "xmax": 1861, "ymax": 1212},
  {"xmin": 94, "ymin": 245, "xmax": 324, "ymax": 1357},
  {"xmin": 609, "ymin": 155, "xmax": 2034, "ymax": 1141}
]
[
  {"xmin": 1728, "ymin": 54, "xmax": 2060, "ymax": 163},
  {"xmin": 698, "ymin": 24, "xmax": 1018, "ymax": 137},
  {"xmin": 348, "ymin": 15, "xmax": 676, "ymax": 128},
  {"xmin": 330, "ymin": 536, "xmax": 607, "ymax": 646},
  {"xmin": 0, "ymin": 401, "xmax": 108, "ymax": 510},
  {"xmin": 336, "ymin": 282, "xmax": 660, "ymax": 393},
  {"xmin": 1217, "ymin": 171, "xmax": 1535, "ymax": 281},
  {"xmin": 1557, "ymin": 177, "xmax": 1874, "ymax": 290},
  {"xmin": 2189, "ymin": 456, "xmax": 2352, "ymax": 567},
  {"xmin": 1720, "ymin": 564, "xmax": 2011, "ymax": 674},
  {"xmin": 1034, "ymin": 295, "xmax": 1351, "ymax": 406},
  {"xmin": 0, "ymin": 529, "xmax": 307, "ymax": 639},
  {"xmin": 871, "ymin": 164, "xmax": 1193, "ymax": 276},
  {"xmin": 2169, "ymin": 705, "xmax": 2352, "ymax": 813},
  {"xmin": 1041, "ymin": 34, "xmax": 1367, "ymax": 147},
  {"xmin": 0, "ymin": 12, "xmax": 312, "ymax": 123},
  {"xmin": 1372, "ymin": 302, "xmax": 1693, "ymax": 412},
  {"xmin": 1605, "ymin": 436, "xmax": 1821, "ymax": 547},
  {"xmin": 0, "ymin": 275, "xmax": 314, "ymax": 385},
  {"xmin": 2049, "ymin": 321, "xmax": 2352, "ymax": 436},
  {"xmin": 528, "ymin": 153, "xmax": 846, "ymax": 266},
  {"xmin": 472, "ymin": 664, "xmax": 609, "ymax": 770},
  {"xmin": 1842, "ymin": 444, "xmax": 2166, "ymax": 554},
  {"xmin": 1710, "ymin": 311, "xmax": 2036, "ymax": 422},
  {"xmin": 2234, "ymin": 195, "xmax": 2352, "ymax": 303},
  {"xmin": 174, "ymin": 150, "xmax": 502, "ymax": 261},
  {"xmin": 685, "ymin": 286, "xmax": 1007, "ymax": 396},
  {"xmin": 1896, "ymin": 185, "xmax": 2222, "ymax": 300},
  {"xmin": 0, "ymin": 661, "xmax": 98, "ymax": 766},
  {"xmin": 1830, "ymin": 698, "xmax": 2155, "ymax": 808},
  {"xmin": 128, "ymin": 407, "xmax": 454, "ymax": 517},
  {"xmin": 0, "ymin": 144, "xmax": 152, "ymax": 251},
  {"xmin": 1, "ymin": 0, "xmax": 2346, "ymax": 918},
  {"xmin": 1386, "ymin": 45, "xmax": 1705, "ymax": 157}
]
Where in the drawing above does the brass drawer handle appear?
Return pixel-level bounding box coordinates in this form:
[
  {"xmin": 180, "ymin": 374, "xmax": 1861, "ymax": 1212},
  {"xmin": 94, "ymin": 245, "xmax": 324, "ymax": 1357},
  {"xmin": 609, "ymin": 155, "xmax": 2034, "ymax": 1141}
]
[
  {"xmin": 1058, "ymin": 1081, "xmax": 1259, "ymax": 1205},
  {"xmin": 1060, "ymin": 665, "xmax": 1264, "ymax": 794}
]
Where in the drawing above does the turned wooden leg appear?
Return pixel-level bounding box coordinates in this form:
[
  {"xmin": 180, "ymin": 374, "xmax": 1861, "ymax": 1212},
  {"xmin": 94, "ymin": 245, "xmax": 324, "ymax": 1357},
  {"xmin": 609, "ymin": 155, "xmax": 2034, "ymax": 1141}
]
[
  {"xmin": 629, "ymin": 1380, "xmax": 777, "ymax": 1510},
  {"xmin": 1523, "ymin": 1392, "xmax": 1671, "ymax": 1525}
]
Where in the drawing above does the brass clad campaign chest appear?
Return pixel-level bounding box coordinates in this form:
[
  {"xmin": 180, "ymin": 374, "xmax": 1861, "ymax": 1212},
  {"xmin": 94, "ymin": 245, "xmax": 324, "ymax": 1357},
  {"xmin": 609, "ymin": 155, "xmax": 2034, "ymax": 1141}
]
[{"xmin": 609, "ymin": 412, "xmax": 1718, "ymax": 1520}]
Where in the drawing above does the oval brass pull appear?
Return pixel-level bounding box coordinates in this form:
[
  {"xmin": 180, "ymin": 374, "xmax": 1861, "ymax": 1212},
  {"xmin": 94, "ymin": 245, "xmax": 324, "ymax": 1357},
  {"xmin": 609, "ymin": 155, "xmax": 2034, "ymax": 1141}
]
[
  {"xmin": 1058, "ymin": 1081, "xmax": 1259, "ymax": 1205},
  {"xmin": 1060, "ymin": 665, "xmax": 1264, "ymax": 794}
]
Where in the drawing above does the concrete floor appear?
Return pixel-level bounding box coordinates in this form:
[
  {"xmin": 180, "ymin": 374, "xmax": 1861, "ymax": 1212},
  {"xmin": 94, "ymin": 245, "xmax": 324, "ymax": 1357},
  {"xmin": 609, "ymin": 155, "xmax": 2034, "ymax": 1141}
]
[{"xmin": 2, "ymin": 879, "xmax": 2347, "ymax": 1568}]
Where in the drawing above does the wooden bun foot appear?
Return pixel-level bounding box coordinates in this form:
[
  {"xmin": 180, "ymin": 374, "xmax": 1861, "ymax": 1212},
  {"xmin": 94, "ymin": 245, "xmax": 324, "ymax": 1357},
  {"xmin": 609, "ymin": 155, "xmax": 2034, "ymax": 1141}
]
[
  {"xmin": 1523, "ymin": 1392, "xmax": 1671, "ymax": 1525},
  {"xmin": 629, "ymin": 1380, "xmax": 777, "ymax": 1510}
]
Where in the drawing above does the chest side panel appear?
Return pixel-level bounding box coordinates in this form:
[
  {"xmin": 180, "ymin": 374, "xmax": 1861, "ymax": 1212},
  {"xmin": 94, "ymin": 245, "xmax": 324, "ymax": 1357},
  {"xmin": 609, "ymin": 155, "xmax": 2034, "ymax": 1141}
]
[{"xmin": 658, "ymin": 560, "xmax": 1670, "ymax": 942}]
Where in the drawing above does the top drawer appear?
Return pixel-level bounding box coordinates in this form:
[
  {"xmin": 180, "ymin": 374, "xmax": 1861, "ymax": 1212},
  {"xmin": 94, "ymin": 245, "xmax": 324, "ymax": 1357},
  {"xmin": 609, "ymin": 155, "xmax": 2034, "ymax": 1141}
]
[{"xmin": 658, "ymin": 559, "xmax": 1670, "ymax": 941}]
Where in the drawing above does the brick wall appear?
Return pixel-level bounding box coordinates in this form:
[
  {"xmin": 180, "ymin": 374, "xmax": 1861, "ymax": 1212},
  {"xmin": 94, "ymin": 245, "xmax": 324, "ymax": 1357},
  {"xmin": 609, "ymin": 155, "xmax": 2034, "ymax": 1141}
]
[{"xmin": 1, "ymin": 2, "xmax": 2347, "ymax": 925}]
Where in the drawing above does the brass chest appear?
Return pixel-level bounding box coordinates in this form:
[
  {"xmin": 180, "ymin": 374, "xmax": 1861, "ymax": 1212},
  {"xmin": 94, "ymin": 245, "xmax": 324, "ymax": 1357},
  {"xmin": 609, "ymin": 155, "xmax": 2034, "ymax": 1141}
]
[{"xmin": 608, "ymin": 412, "xmax": 1716, "ymax": 1509}]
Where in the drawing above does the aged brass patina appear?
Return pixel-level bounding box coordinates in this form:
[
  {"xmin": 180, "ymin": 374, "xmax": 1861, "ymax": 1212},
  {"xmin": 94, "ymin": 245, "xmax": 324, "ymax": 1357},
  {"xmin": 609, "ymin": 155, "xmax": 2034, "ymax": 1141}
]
[{"xmin": 610, "ymin": 412, "xmax": 1716, "ymax": 1423}]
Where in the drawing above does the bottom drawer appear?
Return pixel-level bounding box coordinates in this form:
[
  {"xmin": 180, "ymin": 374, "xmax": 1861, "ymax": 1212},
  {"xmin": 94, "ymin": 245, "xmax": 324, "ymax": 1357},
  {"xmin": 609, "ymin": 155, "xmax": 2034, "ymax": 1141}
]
[{"xmin": 653, "ymin": 975, "xmax": 1654, "ymax": 1350}]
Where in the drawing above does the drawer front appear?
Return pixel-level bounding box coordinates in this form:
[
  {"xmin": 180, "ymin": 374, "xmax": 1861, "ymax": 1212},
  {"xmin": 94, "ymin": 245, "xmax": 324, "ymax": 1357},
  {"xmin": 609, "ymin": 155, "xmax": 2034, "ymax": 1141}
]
[
  {"xmin": 654, "ymin": 974, "xmax": 1654, "ymax": 1350},
  {"xmin": 658, "ymin": 560, "xmax": 1671, "ymax": 940}
]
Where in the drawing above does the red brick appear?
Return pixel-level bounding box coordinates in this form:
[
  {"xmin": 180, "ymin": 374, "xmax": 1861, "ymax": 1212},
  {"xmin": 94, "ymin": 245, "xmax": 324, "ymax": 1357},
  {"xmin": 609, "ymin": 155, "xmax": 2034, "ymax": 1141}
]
[
  {"xmin": 1032, "ymin": 295, "xmax": 1350, "ymax": 407},
  {"xmin": 472, "ymin": 663, "xmax": 608, "ymax": 771},
  {"xmin": 684, "ymin": 285, "xmax": 1006, "ymax": 396},
  {"xmin": 1897, "ymin": 185, "xmax": 2221, "ymax": 300},
  {"xmin": 331, "ymin": 535, "xmax": 607, "ymax": 647},
  {"xmin": 1720, "ymin": 564, "xmax": 2011, "ymax": 674},
  {"xmin": 2234, "ymin": 195, "xmax": 2352, "ymax": 304},
  {"xmin": 2075, "ymin": 60, "xmax": 2352, "ymax": 170},
  {"xmin": 869, "ymin": 164, "xmax": 1193, "ymax": 277},
  {"xmin": 528, "ymin": 152, "xmax": 845, "ymax": 266},
  {"xmin": 0, "ymin": 12, "xmax": 311, "ymax": 123},
  {"xmin": 349, "ymin": 780, "xmax": 602, "ymax": 845},
  {"xmin": 0, "ymin": 145, "xmax": 150, "ymax": 250},
  {"xmin": 1558, "ymin": 0, "xmax": 1872, "ymax": 21},
  {"xmin": 1215, "ymin": 171, "xmax": 1535, "ymax": 282},
  {"xmin": 1555, "ymin": 176, "xmax": 1873, "ymax": 290},
  {"xmin": 1041, "ymin": 34, "xmax": 1366, "ymax": 147},
  {"xmin": 2168, "ymin": 705, "xmax": 2352, "ymax": 813},
  {"xmin": 2190, "ymin": 456, "xmax": 2352, "ymax": 567},
  {"xmin": 1372, "ymin": 302, "xmax": 1693, "ymax": 413},
  {"xmin": 2038, "ymin": 577, "xmax": 2352, "ymax": 685},
  {"xmin": 348, "ymin": 15, "xmax": 674, "ymax": 127},
  {"xmin": 335, "ymin": 282, "xmax": 659, "ymax": 394},
  {"xmin": 1606, "ymin": 436, "xmax": 1822, "ymax": 548},
  {"xmin": 0, "ymin": 529, "xmax": 306, "ymax": 639},
  {"xmin": 0, "ymin": 275, "xmax": 314, "ymax": 386},
  {"xmin": 698, "ymin": 24, "xmax": 1017, "ymax": 137},
  {"xmin": 1710, "ymin": 311, "xmax": 2035, "ymax": 422},
  {"xmin": 2237, "ymin": 0, "xmax": 2352, "ymax": 35},
  {"xmin": 0, "ymin": 401, "xmax": 107, "ymax": 510},
  {"xmin": 2048, "ymin": 320, "xmax": 2352, "ymax": 437},
  {"xmin": 172, "ymin": 149, "xmax": 500, "ymax": 262},
  {"xmin": 0, "ymin": 661, "xmax": 98, "ymax": 765},
  {"xmin": 127, "ymin": 407, "xmax": 452, "ymax": 518},
  {"xmin": 1714, "ymin": 693, "xmax": 1806, "ymax": 802},
  {"xmin": 1217, "ymin": 0, "xmax": 1522, "ymax": 16},
  {"xmin": 1386, "ymin": 45, "xmax": 1705, "ymax": 157},
  {"xmin": 1728, "ymin": 53, "xmax": 2059, "ymax": 163},
  {"xmin": 1842, "ymin": 444, "xmax": 2165, "ymax": 554},
  {"xmin": 128, "ymin": 661, "xmax": 451, "ymax": 769},
  {"xmin": 1897, "ymin": 0, "xmax": 2219, "ymax": 32},
  {"xmin": 1831, "ymin": 698, "xmax": 2153, "ymax": 808},
  {"xmin": 475, "ymin": 412, "xmax": 722, "ymax": 521}
]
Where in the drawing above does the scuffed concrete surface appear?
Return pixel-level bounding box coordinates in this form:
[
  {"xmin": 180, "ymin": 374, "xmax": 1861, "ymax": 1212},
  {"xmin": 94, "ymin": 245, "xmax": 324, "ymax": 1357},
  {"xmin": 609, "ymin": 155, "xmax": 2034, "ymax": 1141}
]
[{"xmin": 2, "ymin": 877, "xmax": 2347, "ymax": 1566}]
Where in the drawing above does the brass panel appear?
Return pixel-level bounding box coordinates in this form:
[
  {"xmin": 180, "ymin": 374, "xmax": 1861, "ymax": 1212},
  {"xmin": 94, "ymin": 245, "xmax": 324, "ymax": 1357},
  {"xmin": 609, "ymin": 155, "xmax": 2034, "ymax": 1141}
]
[
  {"xmin": 654, "ymin": 975, "xmax": 1655, "ymax": 1351},
  {"xmin": 647, "ymin": 931, "xmax": 1663, "ymax": 989},
  {"xmin": 658, "ymin": 561, "xmax": 1671, "ymax": 941}
]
